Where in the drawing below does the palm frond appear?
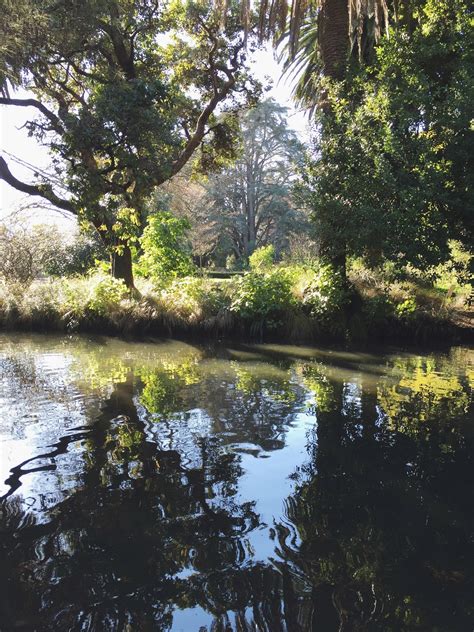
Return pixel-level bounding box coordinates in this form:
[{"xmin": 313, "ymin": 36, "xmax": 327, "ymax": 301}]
[
  {"xmin": 279, "ymin": 19, "xmax": 322, "ymax": 111},
  {"xmin": 277, "ymin": 0, "xmax": 390, "ymax": 110}
]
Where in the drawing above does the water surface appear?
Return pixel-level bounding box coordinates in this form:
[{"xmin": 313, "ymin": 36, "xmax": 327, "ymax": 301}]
[{"xmin": 0, "ymin": 334, "xmax": 473, "ymax": 631}]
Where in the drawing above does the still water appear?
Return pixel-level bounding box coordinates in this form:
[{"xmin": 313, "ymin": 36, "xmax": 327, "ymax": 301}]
[{"xmin": 0, "ymin": 333, "xmax": 472, "ymax": 631}]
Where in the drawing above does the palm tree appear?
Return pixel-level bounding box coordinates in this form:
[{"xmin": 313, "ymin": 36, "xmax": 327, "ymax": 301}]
[{"xmin": 258, "ymin": 0, "xmax": 390, "ymax": 103}]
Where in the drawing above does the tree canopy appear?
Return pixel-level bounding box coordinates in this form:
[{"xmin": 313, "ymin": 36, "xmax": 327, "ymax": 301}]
[
  {"xmin": 297, "ymin": 0, "xmax": 474, "ymax": 270},
  {"xmin": 0, "ymin": 0, "xmax": 258, "ymax": 286}
]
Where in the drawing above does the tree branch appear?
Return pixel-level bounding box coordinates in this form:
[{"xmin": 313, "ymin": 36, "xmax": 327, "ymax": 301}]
[
  {"xmin": 169, "ymin": 42, "xmax": 244, "ymax": 180},
  {"xmin": 0, "ymin": 155, "xmax": 75, "ymax": 213},
  {"xmin": 0, "ymin": 97, "xmax": 63, "ymax": 134}
]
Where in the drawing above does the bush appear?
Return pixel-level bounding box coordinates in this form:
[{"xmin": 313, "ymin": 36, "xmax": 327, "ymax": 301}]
[
  {"xmin": 396, "ymin": 297, "xmax": 418, "ymax": 320},
  {"xmin": 249, "ymin": 245, "xmax": 275, "ymax": 271},
  {"xmin": 45, "ymin": 234, "xmax": 107, "ymax": 276},
  {"xmin": 137, "ymin": 212, "xmax": 194, "ymax": 281},
  {"xmin": 230, "ymin": 268, "xmax": 294, "ymax": 332},
  {"xmin": 87, "ymin": 276, "xmax": 128, "ymax": 316},
  {"xmin": 362, "ymin": 294, "xmax": 395, "ymax": 324},
  {"xmin": 159, "ymin": 277, "xmax": 229, "ymax": 325},
  {"xmin": 301, "ymin": 264, "xmax": 349, "ymax": 325}
]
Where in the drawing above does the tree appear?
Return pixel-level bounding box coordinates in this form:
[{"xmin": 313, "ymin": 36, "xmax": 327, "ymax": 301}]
[
  {"xmin": 297, "ymin": 0, "xmax": 474, "ymax": 270},
  {"xmin": 150, "ymin": 171, "xmax": 219, "ymax": 268},
  {"xmin": 0, "ymin": 222, "xmax": 61, "ymax": 284},
  {"xmin": 0, "ymin": 0, "xmax": 257, "ymax": 288},
  {"xmin": 269, "ymin": 1, "xmax": 473, "ymax": 274},
  {"xmin": 198, "ymin": 99, "xmax": 307, "ymax": 263},
  {"xmin": 260, "ymin": 0, "xmax": 390, "ymax": 100},
  {"xmin": 254, "ymin": 1, "xmax": 393, "ymax": 276}
]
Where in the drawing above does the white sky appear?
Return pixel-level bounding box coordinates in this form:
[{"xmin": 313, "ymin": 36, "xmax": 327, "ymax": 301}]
[{"xmin": 0, "ymin": 45, "xmax": 309, "ymax": 227}]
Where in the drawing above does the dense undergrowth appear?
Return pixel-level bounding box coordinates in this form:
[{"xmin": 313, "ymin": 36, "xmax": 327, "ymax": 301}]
[{"xmin": 0, "ymin": 256, "xmax": 471, "ymax": 344}]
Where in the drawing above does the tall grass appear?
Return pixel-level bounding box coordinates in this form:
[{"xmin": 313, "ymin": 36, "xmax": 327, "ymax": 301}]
[{"xmin": 0, "ymin": 261, "xmax": 470, "ymax": 343}]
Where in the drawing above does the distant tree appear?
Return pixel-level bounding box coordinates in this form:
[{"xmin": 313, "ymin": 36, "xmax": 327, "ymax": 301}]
[
  {"xmin": 45, "ymin": 231, "xmax": 107, "ymax": 276},
  {"xmin": 0, "ymin": 0, "xmax": 258, "ymax": 288},
  {"xmin": 199, "ymin": 99, "xmax": 307, "ymax": 264},
  {"xmin": 0, "ymin": 222, "xmax": 73, "ymax": 284}
]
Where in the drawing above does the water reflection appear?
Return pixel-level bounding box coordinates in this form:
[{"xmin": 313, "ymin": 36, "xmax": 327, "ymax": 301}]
[{"xmin": 0, "ymin": 334, "xmax": 472, "ymax": 630}]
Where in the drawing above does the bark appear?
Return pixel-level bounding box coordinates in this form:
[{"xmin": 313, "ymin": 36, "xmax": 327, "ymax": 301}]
[
  {"xmin": 318, "ymin": 0, "xmax": 351, "ymax": 277},
  {"xmin": 111, "ymin": 242, "xmax": 134, "ymax": 290},
  {"xmin": 246, "ymin": 161, "xmax": 257, "ymax": 258},
  {"xmin": 319, "ymin": 0, "xmax": 351, "ymax": 80}
]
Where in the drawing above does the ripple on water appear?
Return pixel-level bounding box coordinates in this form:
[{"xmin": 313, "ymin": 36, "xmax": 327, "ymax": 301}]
[{"xmin": 0, "ymin": 334, "xmax": 472, "ymax": 632}]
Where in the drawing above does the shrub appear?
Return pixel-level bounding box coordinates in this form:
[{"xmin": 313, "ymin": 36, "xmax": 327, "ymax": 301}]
[
  {"xmin": 230, "ymin": 268, "xmax": 294, "ymax": 332},
  {"xmin": 45, "ymin": 233, "xmax": 107, "ymax": 276},
  {"xmin": 249, "ymin": 245, "xmax": 275, "ymax": 271},
  {"xmin": 159, "ymin": 277, "xmax": 230, "ymax": 326},
  {"xmin": 362, "ymin": 294, "xmax": 395, "ymax": 325},
  {"xmin": 396, "ymin": 297, "xmax": 418, "ymax": 320},
  {"xmin": 301, "ymin": 264, "xmax": 349, "ymax": 325},
  {"xmin": 137, "ymin": 212, "xmax": 194, "ymax": 281},
  {"xmin": 87, "ymin": 276, "xmax": 128, "ymax": 316}
]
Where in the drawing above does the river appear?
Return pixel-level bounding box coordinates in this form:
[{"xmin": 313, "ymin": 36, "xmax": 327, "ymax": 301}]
[{"xmin": 0, "ymin": 333, "xmax": 472, "ymax": 631}]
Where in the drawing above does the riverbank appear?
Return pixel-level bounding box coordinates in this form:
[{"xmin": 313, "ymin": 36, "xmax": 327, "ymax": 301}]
[{"xmin": 1, "ymin": 271, "xmax": 472, "ymax": 345}]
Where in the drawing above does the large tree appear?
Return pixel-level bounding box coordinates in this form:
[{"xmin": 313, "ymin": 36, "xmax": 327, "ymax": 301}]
[
  {"xmin": 194, "ymin": 99, "xmax": 307, "ymax": 263},
  {"xmin": 256, "ymin": 1, "xmax": 473, "ymax": 272},
  {"xmin": 297, "ymin": 0, "xmax": 473, "ymax": 269},
  {"xmin": 0, "ymin": 0, "xmax": 257, "ymax": 288},
  {"xmin": 254, "ymin": 0, "xmax": 392, "ymax": 275}
]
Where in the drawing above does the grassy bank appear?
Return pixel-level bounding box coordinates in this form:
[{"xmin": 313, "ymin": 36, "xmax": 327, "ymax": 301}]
[{"xmin": 0, "ymin": 262, "xmax": 472, "ymax": 344}]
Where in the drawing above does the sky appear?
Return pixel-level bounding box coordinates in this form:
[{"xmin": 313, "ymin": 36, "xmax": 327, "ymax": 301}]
[{"xmin": 0, "ymin": 45, "xmax": 309, "ymax": 227}]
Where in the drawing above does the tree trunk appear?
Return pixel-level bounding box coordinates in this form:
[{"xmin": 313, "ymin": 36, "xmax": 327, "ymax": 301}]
[
  {"xmin": 319, "ymin": 0, "xmax": 351, "ymax": 80},
  {"xmin": 111, "ymin": 242, "xmax": 134, "ymax": 290}
]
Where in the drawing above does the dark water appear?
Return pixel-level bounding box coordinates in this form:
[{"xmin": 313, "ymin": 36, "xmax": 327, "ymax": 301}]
[{"xmin": 0, "ymin": 334, "xmax": 473, "ymax": 632}]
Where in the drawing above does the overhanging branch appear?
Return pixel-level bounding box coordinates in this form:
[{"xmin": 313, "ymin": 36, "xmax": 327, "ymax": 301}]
[
  {"xmin": 0, "ymin": 155, "xmax": 75, "ymax": 214},
  {"xmin": 169, "ymin": 42, "xmax": 244, "ymax": 180},
  {"xmin": 0, "ymin": 97, "xmax": 64, "ymax": 134}
]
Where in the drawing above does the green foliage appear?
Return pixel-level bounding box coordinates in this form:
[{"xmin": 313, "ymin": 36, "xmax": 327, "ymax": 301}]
[
  {"xmin": 45, "ymin": 234, "xmax": 106, "ymax": 277},
  {"xmin": 159, "ymin": 276, "xmax": 229, "ymax": 324},
  {"xmin": 230, "ymin": 269, "xmax": 294, "ymax": 331},
  {"xmin": 86, "ymin": 277, "xmax": 128, "ymax": 316},
  {"xmin": 0, "ymin": 0, "xmax": 257, "ymax": 284},
  {"xmin": 249, "ymin": 245, "xmax": 275, "ymax": 271},
  {"xmin": 434, "ymin": 241, "xmax": 473, "ymax": 294},
  {"xmin": 60, "ymin": 274, "xmax": 128, "ymax": 323},
  {"xmin": 361, "ymin": 294, "xmax": 395, "ymax": 326},
  {"xmin": 396, "ymin": 297, "xmax": 418, "ymax": 320},
  {"xmin": 298, "ymin": 0, "xmax": 473, "ymax": 270},
  {"xmin": 0, "ymin": 253, "xmax": 468, "ymax": 341},
  {"xmin": 301, "ymin": 264, "xmax": 349, "ymax": 325},
  {"xmin": 138, "ymin": 212, "xmax": 194, "ymax": 281}
]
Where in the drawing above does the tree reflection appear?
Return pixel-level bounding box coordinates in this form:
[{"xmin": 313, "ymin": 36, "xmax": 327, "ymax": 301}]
[
  {"xmin": 2, "ymin": 340, "xmax": 473, "ymax": 631},
  {"xmin": 275, "ymin": 352, "xmax": 474, "ymax": 631},
  {"xmin": 0, "ymin": 370, "xmax": 299, "ymax": 631}
]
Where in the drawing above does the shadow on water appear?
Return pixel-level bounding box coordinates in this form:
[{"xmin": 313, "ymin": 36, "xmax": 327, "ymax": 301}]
[{"xmin": 0, "ymin": 334, "xmax": 473, "ymax": 631}]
